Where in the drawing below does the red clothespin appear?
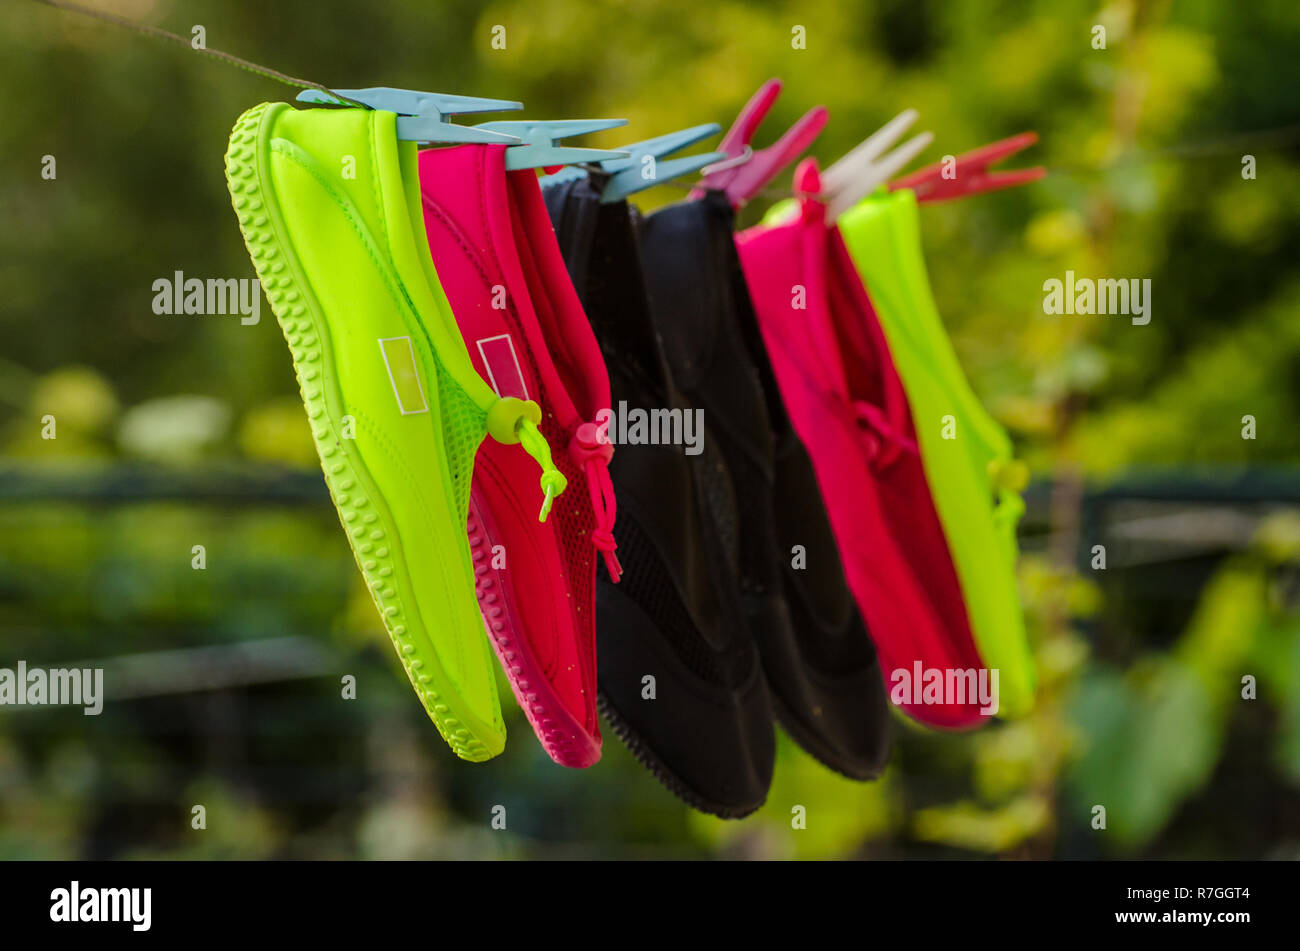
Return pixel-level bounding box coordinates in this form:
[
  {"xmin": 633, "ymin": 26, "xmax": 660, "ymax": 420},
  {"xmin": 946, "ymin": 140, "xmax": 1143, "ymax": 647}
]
[
  {"xmin": 890, "ymin": 131, "xmax": 1046, "ymax": 203},
  {"xmin": 691, "ymin": 78, "xmax": 828, "ymax": 209},
  {"xmin": 793, "ymin": 157, "xmax": 826, "ymax": 222}
]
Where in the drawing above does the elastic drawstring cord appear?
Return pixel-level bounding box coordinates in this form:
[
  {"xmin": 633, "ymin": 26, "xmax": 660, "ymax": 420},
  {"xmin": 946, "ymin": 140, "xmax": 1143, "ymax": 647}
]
[
  {"xmin": 517, "ymin": 418, "xmax": 568, "ymax": 522},
  {"xmin": 570, "ymin": 421, "xmax": 622, "ymax": 582},
  {"xmin": 486, "ymin": 397, "xmax": 569, "ymax": 522},
  {"xmin": 852, "ymin": 399, "xmax": 916, "ymax": 469}
]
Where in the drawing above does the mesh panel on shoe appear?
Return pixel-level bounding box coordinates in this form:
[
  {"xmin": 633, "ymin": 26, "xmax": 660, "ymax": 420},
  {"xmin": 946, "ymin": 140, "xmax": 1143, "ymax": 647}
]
[
  {"xmin": 693, "ymin": 432, "xmax": 741, "ymax": 578},
  {"xmin": 434, "ymin": 354, "xmax": 486, "ymax": 526},
  {"xmin": 602, "ymin": 508, "xmax": 749, "ymax": 688},
  {"xmin": 703, "ymin": 421, "xmax": 779, "ymax": 597},
  {"xmin": 546, "ymin": 416, "xmax": 597, "ymax": 691}
]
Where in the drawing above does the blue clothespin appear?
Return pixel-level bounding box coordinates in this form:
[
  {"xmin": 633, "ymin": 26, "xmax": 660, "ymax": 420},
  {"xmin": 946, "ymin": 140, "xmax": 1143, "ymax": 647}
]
[
  {"xmin": 472, "ymin": 119, "xmax": 630, "ymax": 170},
  {"xmin": 539, "ymin": 124, "xmax": 725, "ymax": 203},
  {"xmin": 296, "ymin": 87, "xmax": 525, "ymax": 145}
]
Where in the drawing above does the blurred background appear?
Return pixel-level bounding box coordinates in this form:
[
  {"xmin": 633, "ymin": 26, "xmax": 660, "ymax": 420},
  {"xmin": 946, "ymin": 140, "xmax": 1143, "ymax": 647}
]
[{"xmin": 3, "ymin": 0, "xmax": 1300, "ymax": 859}]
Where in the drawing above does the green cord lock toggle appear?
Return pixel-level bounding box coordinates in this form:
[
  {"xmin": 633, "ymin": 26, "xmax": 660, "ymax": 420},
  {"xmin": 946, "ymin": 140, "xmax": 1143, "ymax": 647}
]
[
  {"xmin": 486, "ymin": 397, "xmax": 568, "ymax": 522},
  {"xmin": 987, "ymin": 457, "xmax": 1030, "ymax": 494}
]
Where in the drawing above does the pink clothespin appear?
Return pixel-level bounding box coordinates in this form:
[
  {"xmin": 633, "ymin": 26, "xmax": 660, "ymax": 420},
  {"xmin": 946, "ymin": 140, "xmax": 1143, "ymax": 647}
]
[
  {"xmin": 890, "ymin": 132, "xmax": 1046, "ymax": 203},
  {"xmin": 793, "ymin": 157, "xmax": 825, "ymax": 219},
  {"xmin": 691, "ymin": 78, "xmax": 828, "ymax": 209}
]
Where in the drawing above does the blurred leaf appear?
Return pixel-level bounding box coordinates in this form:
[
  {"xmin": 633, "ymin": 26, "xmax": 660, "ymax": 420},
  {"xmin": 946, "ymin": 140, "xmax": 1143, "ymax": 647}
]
[
  {"xmin": 117, "ymin": 395, "xmax": 231, "ymax": 462},
  {"xmin": 912, "ymin": 794, "xmax": 1050, "ymax": 853}
]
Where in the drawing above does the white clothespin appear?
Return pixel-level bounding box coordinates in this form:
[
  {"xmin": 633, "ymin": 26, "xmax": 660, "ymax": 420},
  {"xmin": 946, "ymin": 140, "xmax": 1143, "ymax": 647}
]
[{"xmin": 821, "ymin": 109, "xmax": 934, "ymax": 222}]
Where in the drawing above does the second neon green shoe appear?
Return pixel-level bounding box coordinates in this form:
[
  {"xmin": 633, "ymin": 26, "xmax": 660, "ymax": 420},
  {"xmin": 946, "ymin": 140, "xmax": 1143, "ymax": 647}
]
[
  {"xmin": 835, "ymin": 189, "xmax": 1035, "ymax": 716},
  {"xmin": 223, "ymin": 101, "xmax": 565, "ymax": 761}
]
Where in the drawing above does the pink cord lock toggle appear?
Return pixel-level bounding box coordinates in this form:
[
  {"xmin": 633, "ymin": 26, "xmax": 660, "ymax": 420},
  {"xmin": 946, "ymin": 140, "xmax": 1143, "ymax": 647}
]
[{"xmin": 571, "ymin": 421, "xmax": 614, "ymax": 464}]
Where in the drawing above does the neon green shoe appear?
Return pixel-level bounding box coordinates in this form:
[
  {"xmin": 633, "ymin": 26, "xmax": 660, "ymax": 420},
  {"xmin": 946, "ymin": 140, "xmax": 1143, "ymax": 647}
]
[
  {"xmin": 223, "ymin": 101, "xmax": 564, "ymax": 760},
  {"xmin": 833, "ymin": 189, "xmax": 1035, "ymax": 715}
]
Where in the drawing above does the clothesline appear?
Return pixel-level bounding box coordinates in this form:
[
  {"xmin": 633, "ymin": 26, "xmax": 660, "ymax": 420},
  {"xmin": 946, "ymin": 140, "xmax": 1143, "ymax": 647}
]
[{"xmin": 28, "ymin": 0, "xmax": 362, "ymax": 103}]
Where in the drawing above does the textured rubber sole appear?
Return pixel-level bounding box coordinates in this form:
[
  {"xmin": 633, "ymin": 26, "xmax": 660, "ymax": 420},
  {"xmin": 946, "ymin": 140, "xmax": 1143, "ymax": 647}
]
[
  {"xmin": 767, "ymin": 684, "xmax": 886, "ymax": 782},
  {"xmin": 596, "ymin": 691, "xmax": 762, "ymax": 820},
  {"xmin": 224, "ymin": 102, "xmax": 499, "ymax": 762},
  {"xmin": 469, "ymin": 492, "xmax": 601, "ymax": 768}
]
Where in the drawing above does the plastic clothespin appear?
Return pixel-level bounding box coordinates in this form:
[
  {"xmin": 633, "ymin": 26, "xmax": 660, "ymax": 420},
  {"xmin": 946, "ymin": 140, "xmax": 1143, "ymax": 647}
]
[
  {"xmin": 537, "ymin": 123, "xmax": 725, "ymax": 202},
  {"xmin": 596, "ymin": 124, "xmax": 725, "ymax": 202},
  {"xmin": 820, "ymin": 109, "xmax": 935, "ymax": 221},
  {"xmin": 690, "ymin": 78, "xmax": 828, "ymax": 209},
  {"xmin": 890, "ymin": 131, "xmax": 1046, "ymax": 203},
  {"xmin": 473, "ymin": 119, "xmax": 630, "ymax": 170},
  {"xmin": 296, "ymin": 87, "xmax": 525, "ymax": 145}
]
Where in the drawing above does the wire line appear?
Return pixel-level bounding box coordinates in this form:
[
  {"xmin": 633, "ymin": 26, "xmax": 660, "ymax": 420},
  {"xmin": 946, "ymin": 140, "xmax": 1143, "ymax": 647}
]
[{"xmin": 27, "ymin": 0, "xmax": 366, "ymax": 107}]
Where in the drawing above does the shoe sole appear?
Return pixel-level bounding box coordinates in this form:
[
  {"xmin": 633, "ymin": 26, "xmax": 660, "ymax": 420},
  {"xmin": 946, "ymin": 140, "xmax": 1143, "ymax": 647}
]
[
  {"xmin": 469, "ymin": 491, "xmax": 601, "ymax": 768},
  {"xmin": 767, "ymin": 686, "xmax": 885, "ymax": 782},
  {"xmin": 225, "ymin": 103, "xmax": 499, "ymax": 762},
  {"xmin": 595, "ymin": 691, "xmax": 762, "ymax": 820}
]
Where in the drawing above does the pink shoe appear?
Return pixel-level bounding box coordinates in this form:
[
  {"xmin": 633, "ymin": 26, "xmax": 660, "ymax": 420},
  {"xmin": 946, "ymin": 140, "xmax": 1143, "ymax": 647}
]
[
  {"xmin": 737, "ymin": 161, "xmax": 985, "ymax": 728},
  {"xmin": 419, "ymin": 144, "xmax": 619, "ymax": 766}
]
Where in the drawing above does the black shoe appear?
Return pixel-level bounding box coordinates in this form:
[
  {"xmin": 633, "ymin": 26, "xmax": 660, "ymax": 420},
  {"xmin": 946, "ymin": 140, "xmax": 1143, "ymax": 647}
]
[
  {"xmin": 543, "ymin": 177, "xmax": 775, "ymax": 817},
  {"xmin": 637, "ymin": 191, "xmax": 892, "ymax": 780}
]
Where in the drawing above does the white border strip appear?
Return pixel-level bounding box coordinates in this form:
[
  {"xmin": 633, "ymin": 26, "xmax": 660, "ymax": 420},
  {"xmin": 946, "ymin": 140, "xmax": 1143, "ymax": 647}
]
[
  {"xmin": 377, "ymin": 336, "xmax": 430, "ymax": 415},
  {"xmin": 475, "ymin": 333, "xmax": 529, "ymax": 401}
]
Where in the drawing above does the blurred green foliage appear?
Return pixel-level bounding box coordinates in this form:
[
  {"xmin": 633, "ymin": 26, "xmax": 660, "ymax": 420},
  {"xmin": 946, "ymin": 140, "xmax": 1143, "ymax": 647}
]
[{"xmin": 2, "ymin": 0, "xmax": 1300, "ymax": 859}]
